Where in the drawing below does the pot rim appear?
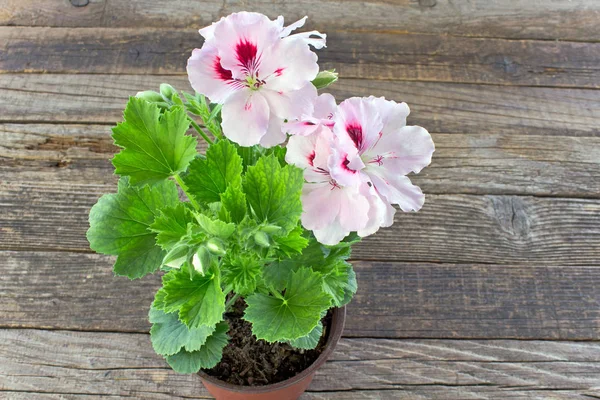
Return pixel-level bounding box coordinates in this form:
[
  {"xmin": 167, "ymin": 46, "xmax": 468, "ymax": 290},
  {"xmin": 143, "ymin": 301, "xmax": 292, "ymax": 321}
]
[{"xmin": 197, "ymin": 305, "xmax": 346, "ymax": 394}]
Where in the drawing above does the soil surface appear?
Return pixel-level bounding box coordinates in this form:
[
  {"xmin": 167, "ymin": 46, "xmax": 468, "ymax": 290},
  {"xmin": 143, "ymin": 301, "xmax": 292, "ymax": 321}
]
[{"xmin": 203, "ymin": 298, "xmax": 331, "ymax": 386}]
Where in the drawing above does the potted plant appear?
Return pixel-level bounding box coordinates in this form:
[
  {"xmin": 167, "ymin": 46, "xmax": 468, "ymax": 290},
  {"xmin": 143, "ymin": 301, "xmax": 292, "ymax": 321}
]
[{"xmin": 87, "ymin": 11, "xmax": 434, "ymax": 400}]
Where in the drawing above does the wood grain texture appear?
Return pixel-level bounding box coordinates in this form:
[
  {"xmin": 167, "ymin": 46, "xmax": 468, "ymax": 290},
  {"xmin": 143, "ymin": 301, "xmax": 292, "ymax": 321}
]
[
  {"xmin": 3, "ymin": 252, "xmax": 600, "ymax": 339},
  {"xmin": 3, "ymin": 124, "xmax": 600, "ymax": 198},
  {"xmin": 3, "ymin": 180, "xmax": 600, "ymax": 265},
  {"xmin": 1, "ymin": 329, "xmax": 599, "ymax": 399},
  {"xmin": 2, "ymin": 27, "xmax": 599, "ymax": 88},
  {"xmin": 1, "ymin": 0, "xmax": 600, "ymax": 41},
  {"xmin": 2, "ymin": 74, "xmax": 599, "ymax": 137}
]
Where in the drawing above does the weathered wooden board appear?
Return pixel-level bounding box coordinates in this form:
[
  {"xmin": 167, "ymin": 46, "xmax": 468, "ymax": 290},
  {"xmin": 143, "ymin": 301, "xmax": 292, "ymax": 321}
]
[
  {"xmin": 2, "ymin": 28, "xmax": 599, "ymax": 88},
  {"xmin": 3, "ymin": 180, "xmax": 600, "ymax": 265},
  {"xmin": 1, "ymin": 329, "xmax": 599, "ymax": 399},
  {"xmin": 3, "ymin": 252, "xmax": 600, "ymax": 339},
  {"xmin": 3, "ymin": 124, "xmax": 599, "ymax": 197},
  {"xmin": 2, "ymin": 74, "xmax": 599, "ymax": 137},
  {"xmin": 1, "ymin": 0, "xmax": 600, "ymax": 42},
  {"xmin": 2, "ymin": 389, "xmax": 597, "ymax": 400}
]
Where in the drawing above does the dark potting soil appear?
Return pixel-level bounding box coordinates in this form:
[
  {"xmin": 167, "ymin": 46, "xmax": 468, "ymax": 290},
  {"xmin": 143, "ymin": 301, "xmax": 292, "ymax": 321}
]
[{"xmin": 203, "ymin": 298, "xmax": 331, "ymax": 386}]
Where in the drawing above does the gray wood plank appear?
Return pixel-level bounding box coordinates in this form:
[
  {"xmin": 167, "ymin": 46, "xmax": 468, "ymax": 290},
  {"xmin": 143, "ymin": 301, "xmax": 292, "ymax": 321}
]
[
  {"xmin": 2, "ymin": 74, "xmax": 599, "ymax": 137},
  {"xmin": 3, "ymin": 252, "xmax": 600, "ymax": 339},
  {"xmin": 2, "ymin": 28, "xmax": 599, "ymax": 88},
  {"xmin": 2, "ymin": 179, "xmax": 600, "ymax": 265},
  {"xmin": 3, "ymin": 124, "xmax": 599, "ymax": 198},
  {"xmin": 1, "ymin": 329, "xmax": 599, "ymax": 399},
  {"xmin": 1, "ymin": 0, "xmax": 599, "ymax": 41}
]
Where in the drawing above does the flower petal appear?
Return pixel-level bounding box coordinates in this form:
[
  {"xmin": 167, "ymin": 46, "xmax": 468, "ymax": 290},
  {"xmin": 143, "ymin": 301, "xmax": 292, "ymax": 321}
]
[
  {"xmin": 328, "ymin": 140, "xmax": 364, "ymax": 187},
  {"xmin": 259, "ymin": 114, "xmax": 287, "ymax": 148},
  {"xmin": 186, "ymin": 46, "xmax": 239, "ymax": 104},
  {"xmin": 311, "ymin": 220, "xmax": 350, "ymax": 246},
  {"xmin": 212, "ymin": 12, "xmax": 281, "ymax": 80},
  {"xmin": 368, "ymin": 170, "xmax": 425, "ymax": 212},
  {"xmin": 301, "ymin": 182, "xmax": 341, "ymax": 230},
  {"xmin": 367, "ymin": 96, "xmax": 410, "ymax": 135},
  {"xmin": 368, "ymin": 125, "xmax": 435, "ymax": 175},
  {"xmin": 356, "ymin": 183, "xmax": 388, "ymax": 237},
  {"xmin": 286, "ymin": 133, "xmax": 319, "ymax": 170},
  {"xmin": 313, "ymin": 93, "xmax": 337, "ymax": 122},
  {"xmin": 261, "ymin": 83, "xmax": 316, "ymax": 119},
  {"xmin": 261, "ymin": 37, "xmax": 319, "ymax": 92},
  {"xmin": 334, "ymin": 97, "xmax": 383, "ymax": 154},
  {"xmin": 221, "ymin": 91, "xmax": 270, "ymax": 146}
]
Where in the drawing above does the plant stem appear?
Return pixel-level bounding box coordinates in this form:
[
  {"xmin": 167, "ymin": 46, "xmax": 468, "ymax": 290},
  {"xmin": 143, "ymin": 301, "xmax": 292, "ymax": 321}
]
[
  {"xmin": 225, "ymin": 293, "xmax": 240, "ymax": 312},
  {"xmin": 188, "ymin": 118, "xmax": 213, "ymax": 144},
  {"xmin": 174, "ymin": 174, "xmax": 200, "ymax": 211}
]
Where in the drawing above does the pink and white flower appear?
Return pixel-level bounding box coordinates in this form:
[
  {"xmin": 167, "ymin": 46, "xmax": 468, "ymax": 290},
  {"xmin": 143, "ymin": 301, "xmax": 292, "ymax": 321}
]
[
  {"xmin": 283, "ymin": 92, "xmax": 336, "ymax": 137},
  {"xmin": 286, "ymin": 130, "xmax": 369, "ymax": 245},
  {"xmin": 329, "ymin": 96, "xmax": 435, "ymax": 214},
  {"xmin": 286, "ymin": 107, "xmax": 389, "ymax": 245},
  {"xmin": 187, "ymin": 12, "xmax": 324, "ymax": 147}
]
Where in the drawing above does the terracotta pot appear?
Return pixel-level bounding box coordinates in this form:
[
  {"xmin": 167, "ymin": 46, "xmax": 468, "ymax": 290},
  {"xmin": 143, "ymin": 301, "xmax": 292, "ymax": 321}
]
[{"xmin": 198, "ymin": 306, "xmax": 346, "ymax": 400}]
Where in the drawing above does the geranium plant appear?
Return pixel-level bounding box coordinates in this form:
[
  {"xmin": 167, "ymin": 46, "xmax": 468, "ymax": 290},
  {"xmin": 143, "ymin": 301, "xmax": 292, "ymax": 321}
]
[{"xmin": 87, "ymin": 12, "xmax": 434, "ymax": 377}]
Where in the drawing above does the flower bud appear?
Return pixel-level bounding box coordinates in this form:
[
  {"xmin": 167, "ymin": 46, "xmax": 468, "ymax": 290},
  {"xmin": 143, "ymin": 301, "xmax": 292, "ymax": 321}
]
[
  {"xmin": 135, "ymin": 90, "xmax": 164, "ymax": 103},
  {"xmin": 206, "ymin": 238, "xmax": 227, "ymax": 256},
  {"xmin": 159, "ymin": 83, "xmax": 177, "ymax": 101},
  {"xmin": 261, "ymin": 224, "xmax": 282, "ymax": 234},
  {"xmin": 192, "ymin": 246, "xmax": 211, "ymax": 275},
  {"xmin": 162, "ymin": 243, "xmax": 189, "ymax": 269},
  {"xmin": 254, "ymin": 231, "xmax": 270, "ymax": 248},
  {"xmin": 311, "ymin": 70, "xmax": 338, "ymax": 89}
]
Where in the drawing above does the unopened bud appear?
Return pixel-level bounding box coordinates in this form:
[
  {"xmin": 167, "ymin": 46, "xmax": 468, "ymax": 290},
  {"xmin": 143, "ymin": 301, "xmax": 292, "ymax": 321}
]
[
  {"xmin": 311, "ymin": 70, "xmax": 338, "ymax": 89},
  {"xmin": 159, "ymin": 83, "xmax": 177, "ymax": 101},
  {"xmin": 254, "ymin": 231, "xmax": 270, "ymax": 248},
  {"xmin": 206, "ymin": 238, "xmax": 226, "ymax": 256},
  {"xmin": 192, "ymin": 246, "xmax": 211, "ymax": 275},
  {"xmin": 162, "ymin": 243, "xmax": 189, "ymax": 269},
  {"xmin": 261, "ymin": 224, "xmax": 282, "ymax": 234},
  {"xmin": 135, "ymin": 90, "xmax": 164, "ymax": 103}
]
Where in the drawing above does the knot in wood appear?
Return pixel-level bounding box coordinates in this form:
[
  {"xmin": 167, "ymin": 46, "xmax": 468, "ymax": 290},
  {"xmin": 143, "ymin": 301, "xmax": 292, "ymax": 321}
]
[{"xmin": 70, "ymin": 0, "xmax": 89, "ymax": 7}]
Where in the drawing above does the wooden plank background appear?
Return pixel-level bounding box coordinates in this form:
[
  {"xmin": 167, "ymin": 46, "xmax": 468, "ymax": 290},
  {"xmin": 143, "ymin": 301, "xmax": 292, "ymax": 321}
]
[{"xmin": 1, "ymin": 0, "xmax": 599, "ymax": 398}]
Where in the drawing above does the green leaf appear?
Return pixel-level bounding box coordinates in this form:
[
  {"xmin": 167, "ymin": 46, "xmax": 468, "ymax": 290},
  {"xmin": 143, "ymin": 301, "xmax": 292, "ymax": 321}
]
[
  {"xmin": 166, "ymin": 321, "xmax": 229, "ymax": 373},
  {"xmin": 149, "ymin": 308, "xmax": 216, "ymax": 356},
  {"xmin": 262, "ymin": 260, "xmax": 295, "ymax": 292},
  {"xmin": 243, "ymin": 155, "xmax": 303, "ymax": 234},
  {"xmin": 244, "ymin": 267, "xmax": 331, "ymax": 342},
  {"xmin": 341, "ymin": 266, "xmax": 358, "ymax": 307},
  {"xmin": 162, "ymin": 265, "xmax": 226, "ymax": 328},
  {"xmin": 273, "ymin": 225, "xmax": 309, "ymax": 257},
  {"xmin": 183, "ymin": 92, "xmax": 223, "ymax": 138},
  {"xmin": 149, "ymin": 204, "xmax": 195, "ymax": 250},
  {"xmin": 222, "ymin": 255, "xmax": 262, "ymax": 296},
  {"xmin": 87, "ymin": 177, "xmax": 178, "ymax": 279},
  {"xmin": 264, "ymin": 145, "xmax": 287, "ymax": 166},
  {"xmin": 315, "ymin": 260, "xmax": 351, "ymax": 307},
  {"xmin": 288, "ymin": 322, "xmax": 323, "ymax": 350},
  {"xmin": 312, "ymin": 69, "xmax": 339, "ymax": 89},
  {"xmin": 219, "ymin": 184, "xmax": 247, "ymax": 223},
  {"xmin": 195, "ymin": 213, "xmax": 235, "ymax": 239},
  {"xmin": 235, "ymin": 144, "xmax": 263, "ymax": 171},
  {"xmin": 111, "ymin": 97, "xmax": 197, "ymax": 186},
  {"xmin": 183, "ymin": 139, "xmax": 243, "ymax": 204}
]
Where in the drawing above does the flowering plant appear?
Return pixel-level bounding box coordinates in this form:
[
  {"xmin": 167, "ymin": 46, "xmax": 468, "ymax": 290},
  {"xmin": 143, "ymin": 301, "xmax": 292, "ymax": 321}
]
[{"xmin": 87, "ymin": 12, "xmax": 434, "ymax": 374}]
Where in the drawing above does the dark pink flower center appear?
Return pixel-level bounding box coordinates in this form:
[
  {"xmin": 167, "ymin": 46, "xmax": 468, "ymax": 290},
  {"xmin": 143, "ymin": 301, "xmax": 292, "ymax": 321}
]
[
  {"xmin": 236, "ymin": 39, "xmax": 260, "ymax": 75},
  {"xmin": 307, "ymin": 151, "xmax": 316, "ymax": 166},
  {"xmin": 346, "ymin": 123, "xmax": 364, "ymax": 150},
  {"xmin": 342, "ymin": 157, "xmax": 357, "ymax": 174},
  {"xmin": 213, "ymin": 56, "xmax": 233, "ymax": 81}
]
